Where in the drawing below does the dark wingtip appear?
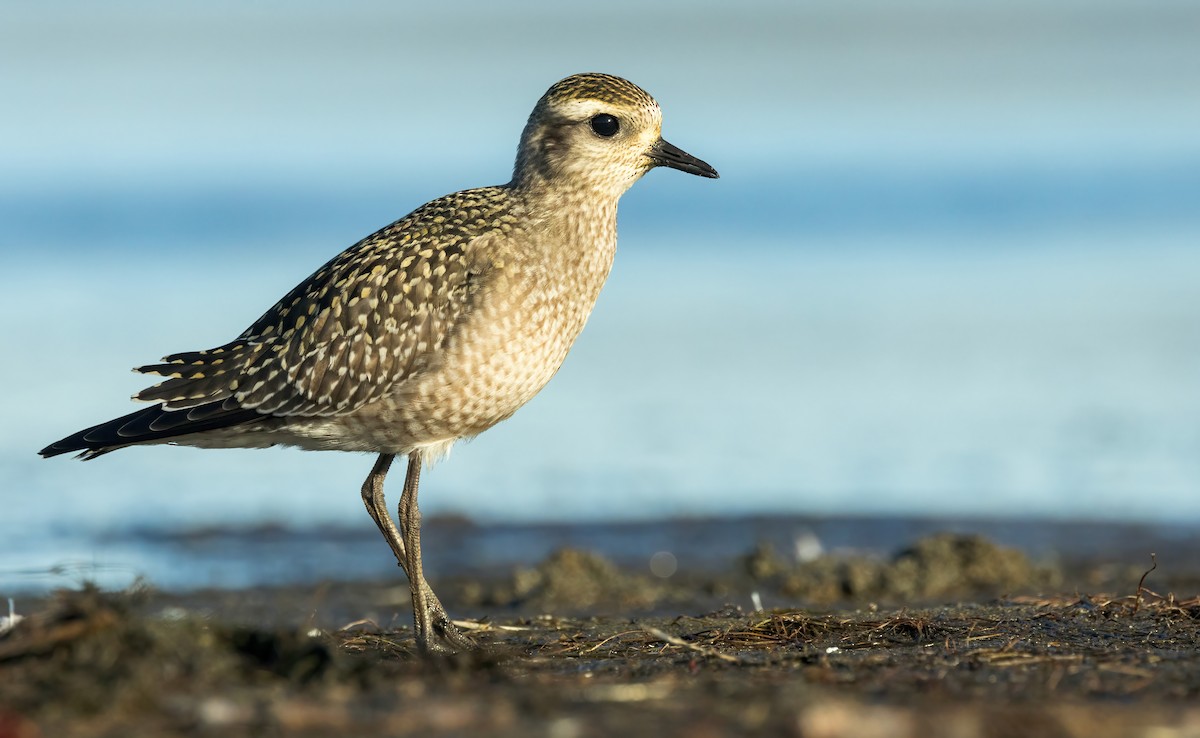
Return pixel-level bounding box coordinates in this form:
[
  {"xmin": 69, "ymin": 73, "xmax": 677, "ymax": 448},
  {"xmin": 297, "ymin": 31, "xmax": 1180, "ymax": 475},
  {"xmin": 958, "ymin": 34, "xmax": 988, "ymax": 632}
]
[
  {"xmin": 39, "ymin": 432, "xmax": 105, "ymax": 459},
  {"xmin": 39, "ymin": 403, "xmax": 263, "ymax": 461}
]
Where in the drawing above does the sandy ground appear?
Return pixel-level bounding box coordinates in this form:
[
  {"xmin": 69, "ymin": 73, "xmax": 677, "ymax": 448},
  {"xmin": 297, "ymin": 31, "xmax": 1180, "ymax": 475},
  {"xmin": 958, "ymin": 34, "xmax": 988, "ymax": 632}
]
[{"xmin": 2, "ymin": 532, "xmax": 1199, "ymax": 738}]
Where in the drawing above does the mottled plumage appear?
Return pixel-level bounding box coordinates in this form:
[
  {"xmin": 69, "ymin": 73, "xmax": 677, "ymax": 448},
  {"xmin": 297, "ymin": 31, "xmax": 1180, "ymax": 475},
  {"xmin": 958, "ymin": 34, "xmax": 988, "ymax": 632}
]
[{"xmin": 41, "ymin": 72, "xmax": 718, "ymax": 652}]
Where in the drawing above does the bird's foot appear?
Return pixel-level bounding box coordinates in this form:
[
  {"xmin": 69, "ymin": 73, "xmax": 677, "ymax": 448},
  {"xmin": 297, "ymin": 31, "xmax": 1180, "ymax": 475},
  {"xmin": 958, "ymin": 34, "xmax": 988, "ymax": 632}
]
[
  {"xmin": 409, "ymin": 579, "xmax": 476, "ymax": 654},
  {"xmin": 417, "ymin": 608, "xmax": 477, "ymax": 654}
]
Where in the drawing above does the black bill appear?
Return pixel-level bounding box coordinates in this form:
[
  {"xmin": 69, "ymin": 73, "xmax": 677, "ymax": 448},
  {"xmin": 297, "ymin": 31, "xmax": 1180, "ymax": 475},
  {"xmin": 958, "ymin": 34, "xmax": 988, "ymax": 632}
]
[{"xmin": 648, "ymin": 138, "xmax": 719, "ymax": 179}]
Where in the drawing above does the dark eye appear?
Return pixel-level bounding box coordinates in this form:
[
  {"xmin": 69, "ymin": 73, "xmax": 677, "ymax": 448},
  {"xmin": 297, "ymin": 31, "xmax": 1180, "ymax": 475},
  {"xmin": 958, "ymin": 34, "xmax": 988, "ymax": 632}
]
[{"xmin": 590, "ymin": 113, "xmax": 620, "ymax": 137}]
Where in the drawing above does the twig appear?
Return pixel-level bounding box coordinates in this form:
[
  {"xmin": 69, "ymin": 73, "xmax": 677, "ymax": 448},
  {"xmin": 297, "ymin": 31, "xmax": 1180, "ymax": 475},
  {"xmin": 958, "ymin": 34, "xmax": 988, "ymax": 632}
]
[
  {"xmin": 580, "ymin": 630, "xmax": 641, "ymax": 654},
  {"xmin": 338, "ymin": 618, "xmax": 380, "ymax": 632},
  {"xmin": 451, "ymin": 619, "xmax": 531, "ymax": 633},
  {"xmin": 641, "ymin": 627, "xmax": 743, "ymax": 664},
  {"xmin": 1133, "ymin": 553, "xmax": 1157, "ymax": 615}
]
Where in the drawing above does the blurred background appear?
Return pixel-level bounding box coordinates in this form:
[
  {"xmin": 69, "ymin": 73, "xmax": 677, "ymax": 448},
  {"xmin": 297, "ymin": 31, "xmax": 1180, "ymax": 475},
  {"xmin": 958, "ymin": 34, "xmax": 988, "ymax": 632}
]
[{"xmin": 3, "ymin": 0, "xmax": 1198, "ymax": 590}]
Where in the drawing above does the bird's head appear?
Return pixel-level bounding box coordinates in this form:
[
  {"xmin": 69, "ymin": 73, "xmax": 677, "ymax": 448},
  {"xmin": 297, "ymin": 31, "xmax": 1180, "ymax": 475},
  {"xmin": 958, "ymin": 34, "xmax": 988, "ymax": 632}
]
[{"xmin": 513, "ymin": 72, "xmax": 718, "ymax": 198}]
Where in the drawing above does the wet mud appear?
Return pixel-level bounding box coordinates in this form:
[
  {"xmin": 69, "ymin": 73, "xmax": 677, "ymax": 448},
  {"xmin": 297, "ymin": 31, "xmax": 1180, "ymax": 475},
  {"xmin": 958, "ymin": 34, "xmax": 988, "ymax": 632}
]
[{"xmin": 2, "ymin": 533, "xmax": 1198, "ymax": 737}]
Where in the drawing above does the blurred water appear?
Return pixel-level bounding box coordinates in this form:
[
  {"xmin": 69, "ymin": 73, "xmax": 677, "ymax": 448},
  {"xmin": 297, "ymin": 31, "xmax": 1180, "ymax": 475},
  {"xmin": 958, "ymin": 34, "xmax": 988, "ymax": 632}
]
[
  {"xmin": 2, "ymin": 1, "xmax": 1199, "ymax": 591},
  {"xmin": 7, "ymin": 515, "xmax": 1196, "ymax": 595}
]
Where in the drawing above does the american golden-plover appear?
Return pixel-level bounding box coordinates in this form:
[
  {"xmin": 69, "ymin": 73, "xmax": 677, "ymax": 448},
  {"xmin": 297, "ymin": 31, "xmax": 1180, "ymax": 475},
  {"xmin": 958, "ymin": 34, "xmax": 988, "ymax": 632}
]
[{"xmin": 40, "ymin": 72, "xmax": 718, "ymax": 653}]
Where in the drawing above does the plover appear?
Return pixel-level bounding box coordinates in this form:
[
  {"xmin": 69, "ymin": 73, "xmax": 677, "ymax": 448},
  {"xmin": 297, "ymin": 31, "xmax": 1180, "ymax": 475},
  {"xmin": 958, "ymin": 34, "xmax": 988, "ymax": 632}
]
[{"xmin": 40, "ymin": 72, "xmax": 718, "ymax": 652}]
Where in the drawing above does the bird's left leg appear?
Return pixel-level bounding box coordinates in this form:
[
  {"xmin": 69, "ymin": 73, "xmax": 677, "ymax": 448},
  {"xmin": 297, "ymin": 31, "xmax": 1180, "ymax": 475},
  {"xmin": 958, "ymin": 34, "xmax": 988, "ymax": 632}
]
[{"xmin": 398, "ymin": 453, "xmax": 476, "ymax": 653}]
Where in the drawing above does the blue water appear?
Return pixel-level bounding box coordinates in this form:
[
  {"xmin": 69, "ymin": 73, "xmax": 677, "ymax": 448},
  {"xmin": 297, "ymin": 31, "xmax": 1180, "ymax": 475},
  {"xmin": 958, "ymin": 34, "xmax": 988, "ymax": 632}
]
[{"xmin": 2, "ymin": 1, "xmax": 1199, "ymax": 592}]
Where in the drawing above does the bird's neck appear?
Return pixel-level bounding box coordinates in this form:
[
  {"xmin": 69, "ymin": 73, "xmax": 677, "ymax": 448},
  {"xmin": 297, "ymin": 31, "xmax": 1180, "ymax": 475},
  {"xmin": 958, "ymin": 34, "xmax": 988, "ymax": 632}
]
[
  {"xmin": 504, "ymin": 180, "xmax": 621, "ymax": 292},
  {"xmin": 514, "ymin": 179, "xmax": 621, "ymax": 246}
]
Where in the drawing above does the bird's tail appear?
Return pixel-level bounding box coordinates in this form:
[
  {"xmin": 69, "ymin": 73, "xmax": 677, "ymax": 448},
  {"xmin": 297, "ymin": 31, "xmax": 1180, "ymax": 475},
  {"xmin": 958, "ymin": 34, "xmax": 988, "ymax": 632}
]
[{"xmin": 39, "ymin": 402, "xmax": 263, "ymax": 460}]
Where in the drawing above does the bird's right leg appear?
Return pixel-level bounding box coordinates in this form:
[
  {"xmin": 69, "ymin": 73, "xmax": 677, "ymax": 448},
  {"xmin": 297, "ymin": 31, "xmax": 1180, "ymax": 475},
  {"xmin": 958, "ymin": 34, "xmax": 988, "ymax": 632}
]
[
  {"xmin": 360, "ymin": 453, "xmax": 408, "ymax": 568},
  {"xmin": 359, "ymin": 453, "xmax": 470, "ymax": 651}
]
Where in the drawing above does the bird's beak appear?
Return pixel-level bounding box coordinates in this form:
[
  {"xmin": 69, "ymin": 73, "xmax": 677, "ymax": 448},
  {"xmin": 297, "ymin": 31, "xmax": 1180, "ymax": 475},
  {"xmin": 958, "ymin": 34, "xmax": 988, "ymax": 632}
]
[{"xmin": 648, "ymin": 138, "xmax": 719, "ymax": 179}]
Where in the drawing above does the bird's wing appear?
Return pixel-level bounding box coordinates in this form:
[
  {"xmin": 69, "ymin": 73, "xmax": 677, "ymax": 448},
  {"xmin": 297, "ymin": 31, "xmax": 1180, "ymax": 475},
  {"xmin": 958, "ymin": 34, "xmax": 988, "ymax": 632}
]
[{"xmin": 134, "ymin": 189, "xmax": 507, "ymax": 418}]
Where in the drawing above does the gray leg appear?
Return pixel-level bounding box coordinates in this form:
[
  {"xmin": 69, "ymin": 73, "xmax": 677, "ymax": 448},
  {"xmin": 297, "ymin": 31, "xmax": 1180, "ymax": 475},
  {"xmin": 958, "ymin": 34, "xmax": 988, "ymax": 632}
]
[
  {"xmin": 360, "ymin": 453, "xmax": 474, "ymax": 652},
  {"xmin": 360, "ymin": 454, "xmax": 408, "ymax": 567},
  {"xmin": 397, "ymin": 453, "xmax": 475, "ymax": 653}
]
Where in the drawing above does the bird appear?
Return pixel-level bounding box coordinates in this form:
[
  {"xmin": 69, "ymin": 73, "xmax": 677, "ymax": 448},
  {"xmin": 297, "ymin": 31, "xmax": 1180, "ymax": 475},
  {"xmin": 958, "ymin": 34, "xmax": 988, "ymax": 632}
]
[{"xmin": 39, "ymin": 72, "xmax": 719, "ymax": 653}]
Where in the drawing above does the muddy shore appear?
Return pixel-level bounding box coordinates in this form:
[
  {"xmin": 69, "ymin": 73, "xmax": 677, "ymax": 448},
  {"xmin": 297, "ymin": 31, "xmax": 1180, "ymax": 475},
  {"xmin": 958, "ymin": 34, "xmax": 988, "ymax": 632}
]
[{"xmin": 2, "ymin": 530, "xmax": 1198, "ymax": 737}]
